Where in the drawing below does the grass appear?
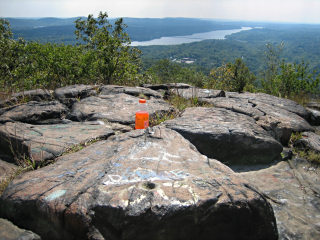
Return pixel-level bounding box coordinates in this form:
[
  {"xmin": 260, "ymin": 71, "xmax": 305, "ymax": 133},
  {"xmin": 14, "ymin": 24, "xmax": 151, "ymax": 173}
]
[
  {"xmin": 167, "ymin": 94, "xmax": 213, "ymax": 112},
  {"xmin": 289, "ymin": 132, "xmax": 320, "ymax": 165}
]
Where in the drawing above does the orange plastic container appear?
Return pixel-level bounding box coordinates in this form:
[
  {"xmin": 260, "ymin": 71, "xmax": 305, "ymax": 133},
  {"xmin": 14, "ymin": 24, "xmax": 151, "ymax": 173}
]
[{"xmin": 135, "ymin": 99, "xmax": 149, "ymax": 129}]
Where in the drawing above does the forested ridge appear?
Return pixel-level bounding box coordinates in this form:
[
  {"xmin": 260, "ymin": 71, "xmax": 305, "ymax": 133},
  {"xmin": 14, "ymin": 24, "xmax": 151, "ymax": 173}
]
[{"xmin": 1, "ymin": 14, "xmax": 320, "ymax": 103}]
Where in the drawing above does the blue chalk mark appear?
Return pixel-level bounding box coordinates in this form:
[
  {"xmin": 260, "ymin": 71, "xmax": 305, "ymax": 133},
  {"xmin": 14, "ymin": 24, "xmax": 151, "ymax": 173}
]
[{"xmin": 45, "ymin": 190, "xmax": 66, "ymax": 201}]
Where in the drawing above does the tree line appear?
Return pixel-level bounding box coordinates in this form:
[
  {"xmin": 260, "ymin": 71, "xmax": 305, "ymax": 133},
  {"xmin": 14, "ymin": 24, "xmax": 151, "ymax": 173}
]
[{"xmin": 1, "ymin": 13, "xmax": 319, "ymax": 102}]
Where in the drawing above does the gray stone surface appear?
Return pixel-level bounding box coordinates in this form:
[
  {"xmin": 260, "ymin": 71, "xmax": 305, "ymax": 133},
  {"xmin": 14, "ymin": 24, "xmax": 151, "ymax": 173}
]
[
  {"xmin": 171, "ymin": 87, "xmax": 225, "ymax": 99},
  {"xmin": 54, "ymin": 84, "xmax": 98, "ymax": 107},
  {"xmin": 0, "ymin": 127, "xmax": 278, "ymax": 240},
  {"xmin": 203, "ymin": 96, "xmax": 314, "ymax": 145},
  {"xmin": 0, "ymin": 89, "xmax": 53, "ymax": 108},
  {"xmin": 0, "ymin": 218, "xmax": 41, "ymax": 240},
  {"xmin": 165, "ymin": 107, "xmax": 283, "ymax": 164},
  {"xmin": 0, "ymin": 101, "xmax": 68, "ymax": 124},
  {"xmin": 141, "ymin": 83, "xmax": 192, "ymax": 90},
  {"xmin": 0, "ymin": 159, "xmax": 17, "ymax": 182},
  {"xmin": 294, "ymin": 131, "xmax": 320, "ymax": 153},
  {"xmin": 0, "ymin": 121, "xmax": 114, "ymax": 163},
  {"xmin": 239, "ymin": 158, "xmax": 320, "ymax": 240},
  {"xmin": 100, "ymin": 85, "xmax": 163, "ymax": 98},
  {"xmin": 69, "ymin": 93, "xmax": 173, "ymax": 124},
  {"xmin": 227, "ymin": 92, "xmax": 310, "ymax": 120},
  {"xmin": 307, "ymin": 108, "xmax": 320, "ymax": 125}
]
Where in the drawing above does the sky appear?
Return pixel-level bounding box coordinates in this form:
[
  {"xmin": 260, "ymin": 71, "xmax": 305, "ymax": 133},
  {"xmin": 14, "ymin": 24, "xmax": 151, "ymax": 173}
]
[{"xmin": 0, "ymin": 0, "xmax": 320, "ymax": 24}]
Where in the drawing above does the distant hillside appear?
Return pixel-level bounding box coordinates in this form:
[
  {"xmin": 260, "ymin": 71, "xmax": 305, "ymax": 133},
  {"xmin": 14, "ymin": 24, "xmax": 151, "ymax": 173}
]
[{"xmin": 7, "ymin": 17, "xmax": 243, "ymax": 43}]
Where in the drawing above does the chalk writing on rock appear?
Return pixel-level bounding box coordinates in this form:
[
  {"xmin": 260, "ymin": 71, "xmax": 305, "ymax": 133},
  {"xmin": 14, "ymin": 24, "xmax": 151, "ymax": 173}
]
[{"xmin": 103, "ymin": 168, "xmax": 190, "ymax": 186}]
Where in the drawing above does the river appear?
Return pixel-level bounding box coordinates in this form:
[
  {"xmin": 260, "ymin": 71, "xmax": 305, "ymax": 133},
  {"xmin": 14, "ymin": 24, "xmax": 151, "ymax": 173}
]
[{"xmin": 131, "ymin": 27, "xmax": 252, "ymax": 46}]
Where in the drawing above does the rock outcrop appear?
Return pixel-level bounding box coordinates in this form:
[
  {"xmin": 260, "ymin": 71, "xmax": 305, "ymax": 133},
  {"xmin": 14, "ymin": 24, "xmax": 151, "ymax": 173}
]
[
  {"xmin": 0, "ymin": 121, "xmax": 114, "ymax": 163},
  {"xmin": 0, "ymin": 127, "xmax": 278, "ymax": 240},
  {"xmin": 293, "ymin": 131, "xmax": 320, "ymax": 153},
  {"xmin": 239, "ymin": 158, "xmax": 320, "ymax": 240},
  {"xmin": 165, "ymin": 107, "xmax": 283, "ymax": 164},
  {"xmin": 69, "ymin": 93, "xmax": 172, "ymax": 124},
  {"xmin": 0, "ymin": 218, "xmax": 41, "ymax": 240}
]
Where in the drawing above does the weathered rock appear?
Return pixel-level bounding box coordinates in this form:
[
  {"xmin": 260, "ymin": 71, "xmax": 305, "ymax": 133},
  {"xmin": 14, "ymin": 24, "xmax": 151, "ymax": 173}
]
[
  {"xmin": 307, "ymin": 108, "xmax": 320, "ymax": 125},
  {"xmin": 0, "ymin": 159, "xmax": 17, "ymax": 182},
  {"xmin": 0, "ymin": 218, "xmax": 41, "ymax": 240},
  {"xmin": 205, "ymin": 97, "xmax": 265, "ymax": 120},
  {"xmin": 239, "ymin": 158, "xmax": 320, "ymax": 240},
  {"xmin": 205, "ymin": 96, "xmax": 314, "ymax": 145},
  {"xmin": 100, "ymin": 85, "xmax": 162, "ymax": 98},
  {"xmin": 0, "ymin": 101, "xmax": 68, "ymax": 124},
  {"xmin": 54, "ymin": 84, "xmax": 98, "ymax": 107},
  {"xmin": 253, "ymin": 101, "xmax": 314, "ymax": 145},
  {"xmin": 171, "ymin": 87, "xmax": 225, "ymax": 99},
  {"xmin": 0, "ymin": 121, "xmax": 114, "ymax": 163},
  {"xmin": 227, "ymin": 92, "xmax": 310, "ymax": 120},
  {"xmin": 165, "ymin": 107, "xmax": 283, "ymax": 164},
  {"xmin": 141, "ymin": 83, "xmax": 192, "ymax": 90},
  {"xmin": 306, "ymin": 100, "xmax": 320, "ymax": 111},
  {"xmin": 0, "ymin": 127, "xmax": 278, "ymax": 240},
  {"xmin": 69, "ymin": 93, "xmax": 173, "ymax": 125},
  {"xmin": 294, "ymin": 131, "xmax": 320, "ymax": 153},
  {"xmin": 0, "ymin": 89, "xmax": 53, "ymax": 108}
]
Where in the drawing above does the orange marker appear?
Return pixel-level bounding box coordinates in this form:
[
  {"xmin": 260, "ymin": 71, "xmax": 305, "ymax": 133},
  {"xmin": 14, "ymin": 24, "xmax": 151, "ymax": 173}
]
[{"xmin": 135, "ymin": 99, "xmax": 149, "ymax": 129}]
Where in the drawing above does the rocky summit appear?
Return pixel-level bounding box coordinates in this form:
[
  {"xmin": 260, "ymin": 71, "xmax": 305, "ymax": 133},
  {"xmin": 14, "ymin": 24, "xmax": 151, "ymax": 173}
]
[{"xmin": 0, "ymin": 84, "xmax": 319, "ymax": 239}]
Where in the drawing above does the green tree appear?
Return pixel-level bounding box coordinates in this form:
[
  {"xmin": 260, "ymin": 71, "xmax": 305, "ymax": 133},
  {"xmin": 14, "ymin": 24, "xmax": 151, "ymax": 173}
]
[
  {"xmin": 207, "ymin": 58, "xmax": 256, "ymax": 92},
  {"xmin": 75, "ymin": 12, "xmax": 141, "ymax": 85}
]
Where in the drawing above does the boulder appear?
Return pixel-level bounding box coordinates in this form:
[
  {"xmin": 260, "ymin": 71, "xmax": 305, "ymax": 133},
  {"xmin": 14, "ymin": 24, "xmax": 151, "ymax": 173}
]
[
  {"xmin": 294, "ymin": 131, "xmax": 320, "ymax": 153},
  {"xmin": 69, "ymin": 93, "xmax": 173, "ymax": 125},
  {"xmin": 204, "ymin": 96, "xmax": 314, "ymax": 145},
  {"xmin": 239, "ymin": 158, "xmax": 320, "ymax": 240},
  {"xmin": 0, "ymin": 121, "xmax": 114, "ymax": 163},
  {"xmin": 306, "ymin": 100, "xmax": 320, "ymax": 111},
  {"xmin": 227, "ymin": 92, "xmax": 310, "ymax": 120},
  {"xmin": 0, "ymin": 127, "xmax": 278, "ymax": 240},
  {"xmin": 164, "ymin": 107, "xmax": 283, "ymax": 164},
  {"xmin": 0, "ymin": 89, "xmax": 53, "ymax": 108},
  {"xmin": 253, "ymin": 101, "xmax": 314, "ymax": 145},
  {"xmin": 0, "ymin": 101, "xmax": 68, "ymax": 124},
  {"xmin": 100, "ymin": 85, "xmax": 162, "ymax": 99},
  {"xmin": 205, "ymin": 97, "xmax": 265, "ymax": 120},
  {"xmin": 307, "ymin": 108, "xmax": 320, "ymax": 125},
  {"xmin": 141, "ymin": 83, "xmax": 192, "ymax": 90},
  {"xmin": 0, "ymin": 159, "xmax": 17, "ymax": 182},
  {"xmin": 171, "ymin": 87, "xmax": 225, "ymax": 99},
  {"xmin": 0, "ymin": 218, "xmax": 41, "ymax": 240},
  {"xmin": 54, "ymin": 84, "xmax": 98, "ymax": 107}
]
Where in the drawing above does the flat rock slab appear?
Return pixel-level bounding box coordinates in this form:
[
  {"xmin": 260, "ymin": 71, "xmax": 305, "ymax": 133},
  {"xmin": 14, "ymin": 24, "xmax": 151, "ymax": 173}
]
[
  {"xmin": 0, "ymin": 121, "xmax": 114, "ymax": 163},
  {"xmin": 239, "ymin": 158, "xmax": 320, "ymax": 240},
  {"xmin": 54, "ymin": 84, "xmax": 98, "ymax": 107},
  {"xmin": 205, "ymin": 97, "xmax": 313, "ymax": 145},
  {"xmin": 69, "ymin": 93, "xmax": 173, "ymax": 124},
  {"xmin": 171, "ymin": 87, "xmax": 225, "ymax": 99},
  {"xmin": 0, "ymin": 159, "xmax": 17, "ymax": 182},
  {"xmin": 100, "ymin": 85, "xmax": 163, "ymax": 98},
  {"xmin": 165, "ymin": 107, "xmax": 283, "ymax": 165},
  {"xmin": 0, "ymin": 89, "xmax": 53, "ymax": 108},
  {"xmin": 294, "ymin": 131, "xmax": 320, "ymax": 153},
  {"xmin": 227, "ymin": 92, "xmax": 310, "ymax": 120},
  {"xmin": 307, "ymin": 108, "xmax": 320, "ymax": 125},
  {"xmin": 0, "ymin": 218, "xmax": 41, "ymax": 240},
  {"xmin": 0, "ymin": 127, "xmax": 278, "ymax": 240},
  {"xmin": 142, "ymin": 83, "xmax": 192, "ymax": 90},
  {"xmin": 0, "ymin": 101, "xmax": 68, "ymax": 124}
]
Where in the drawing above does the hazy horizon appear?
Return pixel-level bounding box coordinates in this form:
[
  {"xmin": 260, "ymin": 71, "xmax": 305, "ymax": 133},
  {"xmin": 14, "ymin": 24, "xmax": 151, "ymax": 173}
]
[{"xmin": 1, "ymin": 0, "xmax": 320, "ymax": 24}]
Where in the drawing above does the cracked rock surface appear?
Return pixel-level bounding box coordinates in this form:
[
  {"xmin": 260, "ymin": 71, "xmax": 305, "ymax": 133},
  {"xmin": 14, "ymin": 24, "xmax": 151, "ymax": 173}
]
[
  {"xmin": 0, "ymin": 127, "xmax": 278, "ymax": 240},
  {"xmin": 165, "ymin": 107, "xmax": 283, "ymax": 164}
]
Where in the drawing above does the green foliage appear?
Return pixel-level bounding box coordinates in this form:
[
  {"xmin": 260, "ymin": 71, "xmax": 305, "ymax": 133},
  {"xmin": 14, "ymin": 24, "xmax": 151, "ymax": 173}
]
[
  {"xmin": 0, "ymin": 14, "xmax": 142, "ymax": 93},
  {"xmin": 261, "ymin": 42, "xmax": 320, "ymax": 99},
  {"xmin": 75, "ymin": 12, "xmax": 141, "ymax": 85},
  {"xmin": 206, "ymin": 58, "xmax": 256, "ymax": 92},
  {"xmin": 145, "ymin": 59, "xmax": 207, "ymax": 87}
]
